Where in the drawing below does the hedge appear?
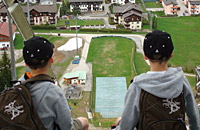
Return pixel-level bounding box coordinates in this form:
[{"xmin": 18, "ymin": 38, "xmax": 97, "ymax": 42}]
[
  {"xmin": 80, "ymin": 28, "xmax": 132, "ymax": 33},
  {"xmin": 31, "ymin": 25, "xmax": 56, "ymax": 30}
]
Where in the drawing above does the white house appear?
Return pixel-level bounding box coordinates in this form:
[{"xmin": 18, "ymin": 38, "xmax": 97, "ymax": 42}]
[
  {"xmin": 111, "ymin": 0, "xmax": 135, "ymax": 5},
  {"xmin": 68, "ymin": 0, "xmax": 103, "ymax": 13},
  {"xmin": 40, "ymin": 0, "xmax": 56, "ymax": 5}
]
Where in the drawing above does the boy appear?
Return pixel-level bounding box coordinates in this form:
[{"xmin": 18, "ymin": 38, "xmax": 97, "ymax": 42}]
[
  {"xmin": 114, "ymin": 30, "xmax": 200, "ymax": 130},
  {"xmin": 22, "ymin": 36, "xmax": 89, "ymax": 130}
]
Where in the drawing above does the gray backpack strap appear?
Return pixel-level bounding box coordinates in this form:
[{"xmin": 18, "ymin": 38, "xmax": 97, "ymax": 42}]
[{"xmin": 22, "ymin": 74, "xmax": 55, "ymax": 87}]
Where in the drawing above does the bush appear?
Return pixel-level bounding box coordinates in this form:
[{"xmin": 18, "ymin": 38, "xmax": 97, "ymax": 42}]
[
  {"xmin": 31, "ymin": 25, "xmax": 56, "ymax": 30},
  {"xmin": 108, "ymin": 17, "xmax": 115, "ymax": 25}
]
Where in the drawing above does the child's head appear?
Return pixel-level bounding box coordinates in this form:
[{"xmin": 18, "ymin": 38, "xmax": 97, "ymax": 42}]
[
  {"xmin": 23, "ymin": 36, "xmax": 54, "ymax": 70},
  {"xmin": 143, "ymin": 30, "xmax": 174, "ymax": 64}
]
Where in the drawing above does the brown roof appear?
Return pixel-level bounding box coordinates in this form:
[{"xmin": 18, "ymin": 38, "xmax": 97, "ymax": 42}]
[
  {"xmin": 0, "ymin": 22, "xmax": 16, "ymax": 37},
  {"xmin": 123, "ymin": 10, "xmax": 142, "ymax": 18},
  {"xmin": 113, "ymin": 2, "xmax": 142, "ymax": 14},
  {"xmin": 0, "ymin": 4, "xmax": 57, "ymax": 13}
]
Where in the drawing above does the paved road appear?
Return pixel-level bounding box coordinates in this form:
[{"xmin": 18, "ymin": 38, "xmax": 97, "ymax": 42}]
[{"xmin": 177, "ymin": 0, "xmax": 189, "ymax": 16}]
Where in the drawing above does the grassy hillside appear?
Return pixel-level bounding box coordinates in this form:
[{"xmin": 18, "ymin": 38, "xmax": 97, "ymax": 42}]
[{"xmin": 157, "ymin": 16, "xmax": 200, "ymax": 72}]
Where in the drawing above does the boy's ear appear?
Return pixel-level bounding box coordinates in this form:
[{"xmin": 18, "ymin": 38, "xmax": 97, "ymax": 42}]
[
  {"xmin": 170, "ymin": 53, "xmax": 174, "ymax": 58},
  {"xmin": 50, "ymin": 57, "xmax": 53, "ymax": 63},
  {"xmin": 144, "ymin": 55, "xmax": 148, "ymax": 60}
]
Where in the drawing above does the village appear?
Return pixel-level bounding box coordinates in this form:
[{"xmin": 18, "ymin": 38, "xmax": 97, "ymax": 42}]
[{"xmin": 0, "ymin": 0, "xmax": 199, "ymax": 129}]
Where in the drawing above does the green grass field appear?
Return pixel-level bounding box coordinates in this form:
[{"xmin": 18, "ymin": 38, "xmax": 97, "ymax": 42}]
[
  {"xmin": 157, "ymin": 16, "xmax": 200, "ymax": 72},
  {"xmin": 87, "ymin": 36, "xmax": 135, "ymax": 127},
  {"xmin": 145, "ymin": 2, "xmax": 163, "ymax": 8},
  {"xmin": 57, "ymin": 19, "xmax": 104, "ymax": 26}
]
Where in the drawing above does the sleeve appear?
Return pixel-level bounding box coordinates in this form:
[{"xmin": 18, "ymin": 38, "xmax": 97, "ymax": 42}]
[
  {"xmin": 53, "ymin": 88, "xmax": 73, "ymax": 130},
  {"xmin": 183, "ymin": 76, "xmax": 200, "ymax": 130},
  {"xmin": 116, "ymin": 83, "xmax": 141, "ymax": 130}
]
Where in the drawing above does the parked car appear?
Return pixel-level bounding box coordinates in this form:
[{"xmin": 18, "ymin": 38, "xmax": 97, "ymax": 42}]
[
  {"xmin": 72, "ymin": 55, "xmax": 80, "ymax": 64},
  {"xmin": 185, "ymin": 10, "xmax": 189, "ymax": 13},
  {"xmin": 0, "ymin": 47, "xmax": 7, "ymax": 50}
]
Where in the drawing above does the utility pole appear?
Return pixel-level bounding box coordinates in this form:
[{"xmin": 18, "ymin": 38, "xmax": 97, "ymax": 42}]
[
  {"xmin": 27, "ymin": 0, "xmax": 30, "ymax": 24},
  {"xmin": 8, "ymin": 13, "xmax": 16, "ymax": 81},
  {"xmin": 150, "ymin": 12, "xmax": 153, "ymax": 31},
  {"xmin": 76, "ymin": 13, "xmax": 78, "ymax": 56}
]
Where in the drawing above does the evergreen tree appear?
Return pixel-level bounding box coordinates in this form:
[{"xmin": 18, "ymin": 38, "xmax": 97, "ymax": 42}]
[{"xmin": 0, "ymin": 50, "xmax": 11, "ymax": 92}]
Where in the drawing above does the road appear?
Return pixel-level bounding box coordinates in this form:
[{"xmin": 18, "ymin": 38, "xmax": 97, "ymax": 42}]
[{"xmin": 177, "ymin": 0, "xmax": 189, "ymax": 16}]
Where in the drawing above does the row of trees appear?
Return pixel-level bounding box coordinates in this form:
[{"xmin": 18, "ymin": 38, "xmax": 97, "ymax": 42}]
[{"xmin": 0, "ymin": 51, "xmax": 11, "ymax": 92}]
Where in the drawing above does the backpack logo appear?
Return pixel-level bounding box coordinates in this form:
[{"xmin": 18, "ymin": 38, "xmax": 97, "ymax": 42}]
[
  {"xmin": 163, "ymin": 98, "xmax": 180, "ymax": 114},
  {"xmin": 4, "ymin": 100, "xmax": 24, "ymax": 120}
]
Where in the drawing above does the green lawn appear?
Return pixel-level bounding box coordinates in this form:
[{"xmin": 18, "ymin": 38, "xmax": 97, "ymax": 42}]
[
  {"xmin": 134, "ymin": 52, "xmax": 149, "ymax": 75},
  {"xmin": 145, "ymin": 2, "xmax": 163, "ymax": 8},
  {"xmin": 57, "ymin": 19, "xmax": 104, "ymax": 26},
  {"xmin": 14, "ymin": 34, "xmax": 24, "ymax": 49},
  {"xmin": 16, "ymin": 66, "xmax": 26, "ymax": 79},
  {"xmin": 157, "ymin": 16, "xmax": 200, "ymax": 72},
  {"xmin": 87, "ymin": 36, "xmax": 135, "ymax": 127}
]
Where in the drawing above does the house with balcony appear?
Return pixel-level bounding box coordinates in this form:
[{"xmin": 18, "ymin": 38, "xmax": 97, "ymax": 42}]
[
  {"xmin": 162, "ymin": 0, "xmax": 178, "ymax": 15},
  {"xmin": 113, "ymin": 2, "xmax": 142, "ymax": 30},
  {"xmin": 69, "ymin": 0, "xmax": 103, "ymax": 13},
  {"xmin": 188, "ymin": 0, "xmax": 200, "ymax": 15},
  {"xmin": 111, "ymin": 0, "xmax": 135, "ymax": 5},
  {"xmin": 0, "ymin": 22, "xmax": 16, "ymax": 49},
  {"xmin": 0, "ymin": 4, "xmax": 57, "ymax": 25}
]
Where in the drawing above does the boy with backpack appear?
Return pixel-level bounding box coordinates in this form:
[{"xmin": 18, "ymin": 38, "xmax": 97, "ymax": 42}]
[
  {"xmin": 18, "ymin": 36, "xmax": 89, "ymax": 130},
  {"xmin": 114, "ymin": 30, "xmax": 200, "ymax": 130}
]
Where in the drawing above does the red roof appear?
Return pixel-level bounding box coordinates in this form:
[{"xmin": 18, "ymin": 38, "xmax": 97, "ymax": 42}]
[{"xmin": 0, "ymin": 22, "xmax": 16, "ymax": 37}]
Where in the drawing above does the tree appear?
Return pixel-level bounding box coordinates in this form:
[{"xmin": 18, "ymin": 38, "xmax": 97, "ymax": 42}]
[
  {"xmin": 72, "ymin": 6, "xmax": 80, "ymax": 17},
  {"xmin": 0, "ymin": 50, "xmax": 11, "ymax": 92}
]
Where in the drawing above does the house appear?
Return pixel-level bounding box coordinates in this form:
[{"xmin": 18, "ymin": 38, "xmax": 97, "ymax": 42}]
[
  {"xmin": 113, "ymin": 2, "xmax": 143, "ymax": 30},
  {"xmin": 162, "ymin": 0, "xmax": 178, "ymax": 15},
  {"xmin": 195, "ymin": 65, "xmax": 200, "ymax": 98},
  {"xmin": 68, "ymin": 0, "xmax": 103, "ymax": 13},
  {"xmin": 40, "ymin": 0, "xmax": 56, "ymax": 5},
  {"xmin": 0, "ymin": 4, "xmax": 57, "ymax": 25},
  {"xmin": 63, "ymin": 71, "xmax": 86, "ymax": 85},
  {"xmin": 188, "ymin": 0, "xmax": 200, "ymax": 15},
  {"xmin": 111, "ymin": 0, "xmax": 135, "ymax": 5},
  {"xmin": 0, "ymin": 22, "xmax": 16, "ymax": 49}
]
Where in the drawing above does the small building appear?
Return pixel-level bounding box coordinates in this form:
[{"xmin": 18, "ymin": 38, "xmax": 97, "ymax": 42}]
[
  {"xmin": 113, "ymin": 2, "xmax": 143, "ymax": 30},
  {"xmin": 111, "ymin": 0, "xmax": 135, "ymax": 5},
  {"xmin": 68, "ymin": 0, "xmax": 103, "ymax": 13},
  {"xmin": 188, "ymin": 0, "xmax": 200, "ymax": 15},
  {"xmin": 195, "ymin": 65, "xmax": 200, "ymax": 98},
  {"xmin": 63, "ymin": 71, "xmax": 86, "ymax": 85},
  {"xmin": 162, "ymin": 0, "xmax": 178, "ymax": 15},
  {"xmin": 0, "ymin": 22, "xmax": 16, "ymax": 49}
]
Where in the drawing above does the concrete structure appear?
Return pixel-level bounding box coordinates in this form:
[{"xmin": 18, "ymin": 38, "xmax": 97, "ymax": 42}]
[
  {"xmin": 0, "ymin": 23, "xmax": 16, "ymax": 49},
  {"xmin": 64, "ymin": 84, "xmax": 82, "ymax": 99},
  {"xmin": 69, "ymin": 0, "xmax": 103, "ymax": 13},
  {"xmin": 0, "ymin": 5, "xmax": 57, "ymax": 25},
  {"xmin": 162, "ymin": 0, "xmax": 178, "ymax": 15},
  {"xmin": 113, "ymin": 2, "xmax": 143, "ymax": 30},
  {"xmin": 111, "ymin": 0, "xmax": 135, "ymax": 5},
  {"xmin": 40, "ymin": 0, "xmax": 56, "ymax": 5},
  {"xmin": 63, "ymin": 71, "xmax": 86, "ymax": 85},
  {"xmin": 188, "ymin": 0, "xmax": 200, "ymax": 15}
]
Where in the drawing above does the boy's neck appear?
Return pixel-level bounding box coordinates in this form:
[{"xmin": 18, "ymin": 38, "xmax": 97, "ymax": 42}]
[
  {"xmin": 149, "ymin": 61, "xmax": 168, "ymax": 71},
  {"xmin": 30, "ymin": 66, "xmax": 49, "ymax": 77}
]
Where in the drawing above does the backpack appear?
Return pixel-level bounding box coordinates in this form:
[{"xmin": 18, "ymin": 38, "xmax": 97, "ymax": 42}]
[
  {"xmin": 137, "ymin": 89, "xmax": 186, "ymax": 130},
  {"xmin": 0, "ymin": 74, "xmax": 54, "ymax": 130}
]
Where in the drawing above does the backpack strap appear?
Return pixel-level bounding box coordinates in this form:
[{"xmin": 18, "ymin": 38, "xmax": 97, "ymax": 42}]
[{"xmin": 22, "ymin": 74, "xmax": 55, "ymax": 87}]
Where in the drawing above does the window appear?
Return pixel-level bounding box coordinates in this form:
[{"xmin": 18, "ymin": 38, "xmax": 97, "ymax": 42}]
[{"xmin": 137, "ymin": 21, "xmax": 139, "ymax": 24}]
